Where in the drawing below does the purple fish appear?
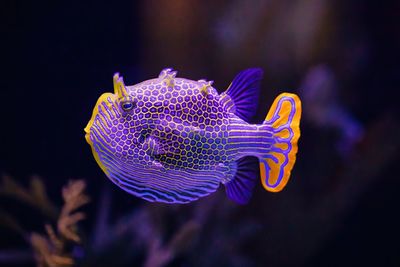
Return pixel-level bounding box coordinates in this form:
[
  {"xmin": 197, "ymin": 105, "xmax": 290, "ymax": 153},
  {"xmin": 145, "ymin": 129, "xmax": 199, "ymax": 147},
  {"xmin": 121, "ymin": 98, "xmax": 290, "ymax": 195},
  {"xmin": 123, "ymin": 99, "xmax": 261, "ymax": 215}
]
[{"xmin": 85, "ymin": 68, "xmax": 301, "ymax": 204}]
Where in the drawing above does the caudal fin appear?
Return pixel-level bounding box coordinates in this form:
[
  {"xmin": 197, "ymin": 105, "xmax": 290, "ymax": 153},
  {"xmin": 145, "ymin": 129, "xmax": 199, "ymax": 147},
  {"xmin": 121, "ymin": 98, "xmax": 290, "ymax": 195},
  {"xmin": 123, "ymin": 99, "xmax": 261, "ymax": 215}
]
[{"xmin": 259, "ymin": 93, "xmax": 302, "ymax": 192}]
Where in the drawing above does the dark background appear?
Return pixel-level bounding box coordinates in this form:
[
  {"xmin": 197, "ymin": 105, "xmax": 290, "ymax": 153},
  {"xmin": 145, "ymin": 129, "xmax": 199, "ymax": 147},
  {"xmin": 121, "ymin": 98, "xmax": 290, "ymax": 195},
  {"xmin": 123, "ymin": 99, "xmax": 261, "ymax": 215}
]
[{"xmin": 1, "ymin": 1, "xmax": 399, "ymax": 266}]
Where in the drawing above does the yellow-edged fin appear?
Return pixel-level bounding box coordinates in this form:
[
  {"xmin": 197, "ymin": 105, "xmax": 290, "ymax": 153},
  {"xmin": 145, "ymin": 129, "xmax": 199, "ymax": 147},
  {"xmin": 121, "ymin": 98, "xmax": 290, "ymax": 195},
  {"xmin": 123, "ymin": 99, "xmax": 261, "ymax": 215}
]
[
  {"xmin": 260, "ymin": 93, "xmax": 301, "ymax": 192},
  {"xmin": 84, "ymin": 92, "xmax": 116, "ymax": 176}
]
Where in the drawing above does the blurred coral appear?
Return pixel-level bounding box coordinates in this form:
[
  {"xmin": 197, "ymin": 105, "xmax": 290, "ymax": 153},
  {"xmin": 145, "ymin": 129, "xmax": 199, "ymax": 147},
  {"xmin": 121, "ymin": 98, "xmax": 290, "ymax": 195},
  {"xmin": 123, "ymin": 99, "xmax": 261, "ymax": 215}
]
[
  {"xmin": 30, "ymin": 232, "xmax": 74, "ymax": 267},
  {"xmin": 0, "ymin": 177, "xmax": 89, "ymax": 267},
  {"xmin": 0, "ymin": 175, "xmax": 58, "ymax": 219},
  {"xmin": 58, "ymin": 180, "xmax": 90, "ymax": 243},
  {"xmin": 30, "ymin": 180, "xmax": 89, "ymax": 267}
]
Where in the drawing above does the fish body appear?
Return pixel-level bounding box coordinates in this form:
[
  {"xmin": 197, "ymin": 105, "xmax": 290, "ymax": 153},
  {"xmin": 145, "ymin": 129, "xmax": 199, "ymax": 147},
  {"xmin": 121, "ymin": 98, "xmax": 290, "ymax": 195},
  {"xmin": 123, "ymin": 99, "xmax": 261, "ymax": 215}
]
[{"xmin": 85, "ymin": 68, "xmax": 301, "ymax": 204}]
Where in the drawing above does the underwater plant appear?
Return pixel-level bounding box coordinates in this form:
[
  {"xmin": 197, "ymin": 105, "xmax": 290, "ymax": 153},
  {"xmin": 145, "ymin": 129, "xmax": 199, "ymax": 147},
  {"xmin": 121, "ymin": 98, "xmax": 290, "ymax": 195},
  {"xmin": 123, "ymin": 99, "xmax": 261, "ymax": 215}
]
[
  {"xmin": 0, "ymin": 176, "xmax": 89, "ymax": 267},
  {"xmin": 0, "ymin": 175, "xmax": 263, "ymax": 267}
]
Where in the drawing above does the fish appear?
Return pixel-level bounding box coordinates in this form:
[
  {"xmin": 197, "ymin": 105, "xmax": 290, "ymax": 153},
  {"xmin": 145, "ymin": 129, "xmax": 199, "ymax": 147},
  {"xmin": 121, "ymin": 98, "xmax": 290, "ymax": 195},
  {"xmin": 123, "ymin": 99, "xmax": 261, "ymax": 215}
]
[{"xmin": 85, "ymin": 68, "xmax": 301, "ymax": 204}]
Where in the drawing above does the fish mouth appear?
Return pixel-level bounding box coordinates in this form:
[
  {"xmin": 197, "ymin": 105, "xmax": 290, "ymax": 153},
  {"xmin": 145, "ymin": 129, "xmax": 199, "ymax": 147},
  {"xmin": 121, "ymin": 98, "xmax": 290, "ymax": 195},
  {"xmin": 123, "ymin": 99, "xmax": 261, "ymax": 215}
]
[
  {"xmin": 84, "ymin": 120, "xmax": 91, "ymax": 134},
  {"xmin": 84, "ymin": 131, "xmax": 91, "ymax": 145},
  {"xmin": 84, "ymin": 115, "xmax": 94, "ymax": 145}
]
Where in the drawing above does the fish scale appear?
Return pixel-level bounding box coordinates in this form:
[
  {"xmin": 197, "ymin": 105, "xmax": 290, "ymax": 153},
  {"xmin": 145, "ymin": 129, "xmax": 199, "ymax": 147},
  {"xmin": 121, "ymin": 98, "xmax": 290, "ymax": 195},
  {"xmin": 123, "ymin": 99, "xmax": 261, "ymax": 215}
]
[{"xmin": 85, "ymin": 68, "xmax": 302, "ymax": 204}]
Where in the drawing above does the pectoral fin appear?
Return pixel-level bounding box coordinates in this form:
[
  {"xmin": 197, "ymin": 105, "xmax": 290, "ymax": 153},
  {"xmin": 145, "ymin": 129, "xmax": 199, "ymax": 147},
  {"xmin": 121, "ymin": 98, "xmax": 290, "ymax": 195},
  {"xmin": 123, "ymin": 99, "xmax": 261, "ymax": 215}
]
[{"xmin": 142, "ymin": 136, "xmax": 167, "ymax": 156}]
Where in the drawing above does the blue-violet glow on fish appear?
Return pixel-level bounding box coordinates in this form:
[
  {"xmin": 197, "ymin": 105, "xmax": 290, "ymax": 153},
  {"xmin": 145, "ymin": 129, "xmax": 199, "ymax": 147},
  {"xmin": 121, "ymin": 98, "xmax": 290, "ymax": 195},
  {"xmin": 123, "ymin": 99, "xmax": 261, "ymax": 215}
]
[{"xmin": 85, "ymin": 68, "xmax": 301, "ymax": 204}]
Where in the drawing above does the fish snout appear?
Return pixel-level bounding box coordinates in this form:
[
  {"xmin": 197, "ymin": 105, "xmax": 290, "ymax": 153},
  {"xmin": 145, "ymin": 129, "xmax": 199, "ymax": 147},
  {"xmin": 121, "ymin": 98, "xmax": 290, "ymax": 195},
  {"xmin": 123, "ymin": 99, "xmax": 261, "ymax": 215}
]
[{"xmin": 84, "ymin": 92, "xmax": 116, "ymax": 146}]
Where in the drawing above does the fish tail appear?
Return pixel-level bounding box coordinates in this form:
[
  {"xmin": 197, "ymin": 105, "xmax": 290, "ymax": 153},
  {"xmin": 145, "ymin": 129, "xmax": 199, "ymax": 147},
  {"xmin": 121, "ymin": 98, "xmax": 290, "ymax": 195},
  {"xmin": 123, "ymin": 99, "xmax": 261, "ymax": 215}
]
[{"xmin": 259, "ymin": 93, "xmax": 301, "ymax": 192}]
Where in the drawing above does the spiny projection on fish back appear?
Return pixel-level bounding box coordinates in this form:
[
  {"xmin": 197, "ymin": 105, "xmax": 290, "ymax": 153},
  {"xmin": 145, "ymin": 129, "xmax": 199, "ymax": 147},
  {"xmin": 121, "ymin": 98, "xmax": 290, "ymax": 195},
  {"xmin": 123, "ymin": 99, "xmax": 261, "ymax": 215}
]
[{"xmin": 85, "ymin": 68, "xmax": 302, "ymax": 204}]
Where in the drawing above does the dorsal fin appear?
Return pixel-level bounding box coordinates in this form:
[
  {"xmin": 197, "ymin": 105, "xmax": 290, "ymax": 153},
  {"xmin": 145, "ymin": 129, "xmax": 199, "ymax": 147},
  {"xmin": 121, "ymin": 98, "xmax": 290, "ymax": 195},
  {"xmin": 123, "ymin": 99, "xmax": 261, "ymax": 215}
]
[{"xmin": 222, "ymin": 68, "xmax": 263, "ymax": 122}]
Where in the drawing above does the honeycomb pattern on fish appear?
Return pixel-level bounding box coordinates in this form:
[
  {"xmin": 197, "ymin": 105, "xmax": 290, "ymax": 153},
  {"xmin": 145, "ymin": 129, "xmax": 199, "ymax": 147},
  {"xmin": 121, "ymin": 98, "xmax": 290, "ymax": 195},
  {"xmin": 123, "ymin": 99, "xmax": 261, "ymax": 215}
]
[{"xmin": 103, "ymin": 77, "xmax": 232, "ymax": 172}]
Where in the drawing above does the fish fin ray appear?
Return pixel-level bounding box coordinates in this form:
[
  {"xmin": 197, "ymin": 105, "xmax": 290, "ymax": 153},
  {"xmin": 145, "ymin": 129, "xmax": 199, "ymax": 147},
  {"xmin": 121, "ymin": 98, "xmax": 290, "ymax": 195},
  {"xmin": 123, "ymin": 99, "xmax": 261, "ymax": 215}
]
[
  {"xmin": 225, "ymin": 156, "xmax": 259, "ymax": 204},
  {"xmin": 222, "ymin": 68, "xmax": 263, "ymax": 122},
  {"xmin": 259, "ymin": 93, "xmax": 301, "ymax": 192}
]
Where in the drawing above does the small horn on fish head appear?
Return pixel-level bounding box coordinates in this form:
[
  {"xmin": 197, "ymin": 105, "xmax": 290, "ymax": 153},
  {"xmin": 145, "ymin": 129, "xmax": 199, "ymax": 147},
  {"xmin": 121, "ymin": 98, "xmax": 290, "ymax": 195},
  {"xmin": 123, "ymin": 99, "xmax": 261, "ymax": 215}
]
[{"xmin": 113, "ymin": 73, "xmax": 128, "ymax": 97}]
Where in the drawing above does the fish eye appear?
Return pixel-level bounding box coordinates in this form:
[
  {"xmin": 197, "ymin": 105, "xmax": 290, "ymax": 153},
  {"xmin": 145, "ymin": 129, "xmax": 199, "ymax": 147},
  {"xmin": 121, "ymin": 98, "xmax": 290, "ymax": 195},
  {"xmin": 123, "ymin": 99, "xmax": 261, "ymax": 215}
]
[{"xmin": 121, "ymin": 100, "xmax": 136, "ymax": 111}]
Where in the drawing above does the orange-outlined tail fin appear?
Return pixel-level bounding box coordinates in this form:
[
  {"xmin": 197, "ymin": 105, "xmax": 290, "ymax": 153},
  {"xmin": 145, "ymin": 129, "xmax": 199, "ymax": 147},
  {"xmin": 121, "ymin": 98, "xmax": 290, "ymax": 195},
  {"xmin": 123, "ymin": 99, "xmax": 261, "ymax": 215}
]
[{"xmin": 259, "ymin": 93, "xmax": 302, "ymax": 192}]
